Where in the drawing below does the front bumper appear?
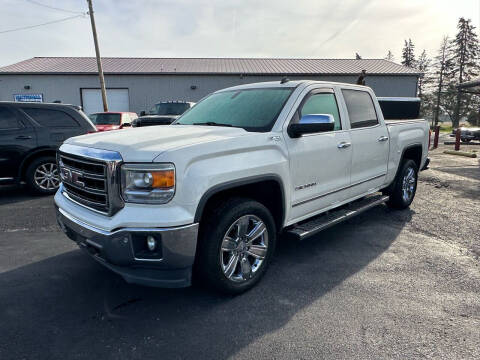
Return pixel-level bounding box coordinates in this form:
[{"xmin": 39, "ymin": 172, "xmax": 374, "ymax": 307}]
[{"xmin": 56, "ymin": 206, "xmax": 199, "ymax": 288}]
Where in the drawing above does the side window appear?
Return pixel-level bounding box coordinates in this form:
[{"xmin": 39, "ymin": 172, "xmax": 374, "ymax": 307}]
[
  {"xmin": 22, "ymin": 108, "xmax": 79, "ymax": 128},
  {"xmin": 300, "ymin": 93, "xmax": 342, "ymax": 130},
  {"xmin": 342, "ymin": 89, "xmax": 378, "ymax": 129},
  {"xmin": 0, "ymin": 106, "xmax": 22, "ymax": 130}
]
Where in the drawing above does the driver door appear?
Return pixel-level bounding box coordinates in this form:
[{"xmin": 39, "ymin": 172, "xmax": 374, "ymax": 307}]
[{"xmin": 285, "ymin": 88, "xmax": 352, "ymax": 222}]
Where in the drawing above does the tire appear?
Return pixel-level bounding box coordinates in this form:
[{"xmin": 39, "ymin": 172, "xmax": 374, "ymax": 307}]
[
  {"xmin": 195, "ymin": 197, "xmax": 277, "ymax": 295},
  {"xmin": 386, "ymin": 159, "xmax": 418, "ymax": 209},
  {"xmin": 461, "ymin": 138, "xmax": 471, "ymax": 143},
  {"xmin": 25, "ymin": 156, "xmax": 60, "ymax": 195}
]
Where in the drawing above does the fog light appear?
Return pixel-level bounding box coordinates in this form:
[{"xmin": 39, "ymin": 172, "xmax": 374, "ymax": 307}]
[{"xmin": 146, "ymin": 235, "xmax": 156, "ymax": 251}]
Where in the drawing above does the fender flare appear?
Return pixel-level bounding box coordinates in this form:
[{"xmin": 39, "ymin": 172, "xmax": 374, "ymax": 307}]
[
  {"xmin": 193, "ymin": 174, "xmax": 286, "ymax": 226},
  {"xmin": 384, "ymin": 143, "xmax": 423, "ymax": 191}
]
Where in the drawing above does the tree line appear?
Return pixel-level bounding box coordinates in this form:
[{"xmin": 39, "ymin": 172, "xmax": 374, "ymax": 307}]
[{"xmin": 384, "ymin": 17, "xmax": 479, "ymax": 127}]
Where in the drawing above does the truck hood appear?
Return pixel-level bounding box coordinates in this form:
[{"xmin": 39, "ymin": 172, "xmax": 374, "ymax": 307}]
[{"xmin": 65, "ymin": 125, "xmax": 250, "ymax": 162}]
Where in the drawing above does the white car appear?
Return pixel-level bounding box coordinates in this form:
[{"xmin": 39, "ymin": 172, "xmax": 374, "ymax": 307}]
[{"xmin": 55, "ymin": 80, "xmax": 430, "ymax": 294}]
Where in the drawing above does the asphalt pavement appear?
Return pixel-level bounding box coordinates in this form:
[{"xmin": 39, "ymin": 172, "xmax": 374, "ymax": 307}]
[{"xmin": 0, "ymin": 140, "xmax": 479, "ymax": 359}]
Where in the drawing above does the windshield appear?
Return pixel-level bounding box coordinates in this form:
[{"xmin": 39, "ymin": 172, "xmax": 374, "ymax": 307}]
[
  {"xmin": 149, "ymin": 103, "xmax": 190, "ymax": 115},
  {"xmin": 175, "ymin": 88, "xmax": 293, "ymax": 132},
  {"xmin": 89, "ymin": 113, "xmax": 121, "ymax": 125}
]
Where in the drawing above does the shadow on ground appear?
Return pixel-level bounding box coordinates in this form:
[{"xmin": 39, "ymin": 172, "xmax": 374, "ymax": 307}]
[
  {"xmin": 434, "ymin": 165, "xmax": 480, "ymax": 181},
  {"xmin": 0, "ymin": 184, "xmax": 51, "ymax": 206},
  {"xmin": 0, "ymin": 206, "xmax": 411, "ymax": 360}
]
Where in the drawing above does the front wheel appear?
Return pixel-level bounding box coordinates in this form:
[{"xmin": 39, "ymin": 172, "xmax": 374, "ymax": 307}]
[
  {"xmin": 386, "ymin": 159, "xmax": 418, "ymax": 209},
  {"xmin": 196, "ymin": 198, "xmax": 276, "ymax": 294}
]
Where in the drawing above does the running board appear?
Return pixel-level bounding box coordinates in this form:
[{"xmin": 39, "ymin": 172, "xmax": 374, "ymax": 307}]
[{"xmin": 287, "ymin": 194, "xmax": 389, "ymax": 241}]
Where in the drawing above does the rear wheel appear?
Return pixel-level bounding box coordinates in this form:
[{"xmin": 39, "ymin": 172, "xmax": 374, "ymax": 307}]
[
  {"xmin": 196, "ymin": 198, "xmax": 276, "ymax": 294},
  {"xmin": 25, "ymin": 156, "xmax": 60, "ymax": 195},
  {"xmin": 386, "ymin": 159, "xmax": 418, "ymax": 209}
]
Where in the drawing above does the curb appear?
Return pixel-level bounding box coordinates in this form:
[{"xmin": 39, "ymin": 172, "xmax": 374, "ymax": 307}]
[
  {"xmin": 444, "ymin": 141, "xmax": 480, "ymax": 146},
  {"xmin": 443, "ymin": 150, "xmax": 477, "ymax": 158}
]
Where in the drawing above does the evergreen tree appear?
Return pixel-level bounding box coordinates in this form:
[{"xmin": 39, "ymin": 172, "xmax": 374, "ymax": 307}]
[
  {"xmin": 450, "ymin": 17, "xmax": 479, "ymax": 127},
  {"xmin": 401, "ymin": 39, "xmax": 416, "ymax": 67},
  {"xmin": 385, "ymin": 50, "xmax": 395, "ymax": 62}
]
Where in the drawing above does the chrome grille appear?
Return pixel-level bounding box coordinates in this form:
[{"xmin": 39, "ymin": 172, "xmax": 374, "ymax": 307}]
[
  {"xmin": 57, "ymin": 143, "xmax": 124, "ymax": 216},
  {"xmin": 59, "ymin": 154, "xmax": 108, "ymax": 213}
]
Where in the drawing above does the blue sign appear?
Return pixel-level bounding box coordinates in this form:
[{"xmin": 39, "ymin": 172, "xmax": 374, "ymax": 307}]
[{"xmin": 13, "ymin": 94, "xmax": 43, "ymax": 103}]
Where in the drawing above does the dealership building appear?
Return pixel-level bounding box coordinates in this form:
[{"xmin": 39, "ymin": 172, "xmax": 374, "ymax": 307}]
[{"xmin": 0, "ymin": 57, "xmax": 420, "ymax": 115}]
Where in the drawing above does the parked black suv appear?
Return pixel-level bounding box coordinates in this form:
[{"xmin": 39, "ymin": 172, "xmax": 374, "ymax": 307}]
[
  {"xmin": 0, "ymin": 102, "xmax": 96, "ymax": 194},
  {"xmin": 133, "ymin": 101, "xmax": 195, "ymax": 127}
]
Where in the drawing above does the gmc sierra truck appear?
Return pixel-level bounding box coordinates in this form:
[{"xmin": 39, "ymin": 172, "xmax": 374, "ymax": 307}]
[{"xmin": 55, "ymin": 80, "xmax": 430, "ymax": 294}]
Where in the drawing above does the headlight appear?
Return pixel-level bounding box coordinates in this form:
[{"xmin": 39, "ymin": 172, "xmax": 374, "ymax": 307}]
[{"xmin": 121, "ymin": 163, "xmax": 175, "ymax": 204}]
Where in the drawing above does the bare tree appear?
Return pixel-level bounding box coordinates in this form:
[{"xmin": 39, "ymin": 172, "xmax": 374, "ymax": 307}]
[
  {"xmin": 432, "ymin": 37, "xmax": 454, "ymax": 126},
  {"xmin": 417, "ymin": 50, "xmax": 432, "ymax": 97}
]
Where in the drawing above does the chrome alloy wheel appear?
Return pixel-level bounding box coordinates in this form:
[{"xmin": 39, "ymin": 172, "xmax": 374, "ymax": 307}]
[
  {"xmin": 220, "ymin": 214, "xmax": 269, "ymax": 283},
  {"xmin": 34, "ymin": 162, "xmax": 60, "ymax": 191},
  {"xmin": 401, "ymin": 166, "xmax": 416, "ymax": 202}
]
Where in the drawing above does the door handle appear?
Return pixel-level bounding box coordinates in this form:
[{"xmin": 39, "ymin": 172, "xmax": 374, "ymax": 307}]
[
  {"xmin": 377, "ymin": 136, "xmax": 389, "ymax": 142},
  {"xmin": 16, "ymin": 135, "xmax": 32, "ymax": 140},
  {"xmin": 337, "ymin": 141, "xmax": 351, "ymax": 149}
]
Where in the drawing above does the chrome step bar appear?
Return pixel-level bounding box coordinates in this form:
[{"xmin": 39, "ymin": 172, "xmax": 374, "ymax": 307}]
[{"xmin": 287, "ymin": 194, "xmax": 390, "ymax": 241}]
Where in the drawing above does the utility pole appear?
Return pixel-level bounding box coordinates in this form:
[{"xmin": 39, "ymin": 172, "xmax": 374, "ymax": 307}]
[{"xmin": 86, "ymin": 0, "xmax": 108, "ymax": 111}]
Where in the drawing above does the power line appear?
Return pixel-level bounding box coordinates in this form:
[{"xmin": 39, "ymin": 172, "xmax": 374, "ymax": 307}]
[
  {"xmin": 25, "ymin": 0, "xmax": 85, "ymax": 15},
  {"xmin": 0, "ymin": 14, "xmax": 86, "ymax": 34}
]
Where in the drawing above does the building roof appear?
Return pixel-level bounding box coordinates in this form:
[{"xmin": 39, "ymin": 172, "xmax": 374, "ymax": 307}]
[{"xmin": 0, "ymin": 57, "xmax": 420, "ymax": 76}]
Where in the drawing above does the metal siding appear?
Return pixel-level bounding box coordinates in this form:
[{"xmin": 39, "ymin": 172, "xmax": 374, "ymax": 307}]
[{"xmin": 0, "ymin": 74, "xmax": 418, "ymax": 115}]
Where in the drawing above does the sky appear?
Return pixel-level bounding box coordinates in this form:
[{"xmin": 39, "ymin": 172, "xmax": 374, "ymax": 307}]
[{"xmin": 0, "ymin": 0, "xmax": 479, "ymax": 67}]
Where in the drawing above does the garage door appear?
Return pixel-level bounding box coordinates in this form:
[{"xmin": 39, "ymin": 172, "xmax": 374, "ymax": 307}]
[{"xmin": 81, "ymin": 88, "xmax": 129, "ymax": 115}]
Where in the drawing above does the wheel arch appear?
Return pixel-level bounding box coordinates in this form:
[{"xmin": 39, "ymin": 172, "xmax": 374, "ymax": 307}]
[
  {"xmin": 383, "ymin": 143, "xmax": 422, "ymax": 194},
  {"xmin": 194, "ymin": 174, "xmax": 286, "ymax": 232},
  {"xmin": 18, "ymin": 147, "xmax": 58, "ymax": 180},
  {"xmin": 401, "ymin": 144, "xmax": 423, "ymax": 170}
]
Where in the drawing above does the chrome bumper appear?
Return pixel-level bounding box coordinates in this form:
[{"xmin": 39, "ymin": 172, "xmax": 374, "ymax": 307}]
[{"xmin": 56, "ymin": 206, "xmax": 199, "ymax": 288}]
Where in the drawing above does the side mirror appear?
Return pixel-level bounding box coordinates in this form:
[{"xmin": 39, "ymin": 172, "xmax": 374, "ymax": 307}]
[
  {"xmin": 140, "ymin": 111, "xmax": 146, "ymax": 116},
  {"xmin": 288, "ymin": 114, "xmax": 335, "ymax": 138},
  {"xmin": 121, "ymin": 122, "xmax": 131, "ymax": 128}
]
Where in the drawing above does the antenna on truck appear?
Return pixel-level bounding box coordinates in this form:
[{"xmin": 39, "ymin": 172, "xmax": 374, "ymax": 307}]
[{"xmin": 280, "ymin": 77, "xmax": 289, "ymax": 84}]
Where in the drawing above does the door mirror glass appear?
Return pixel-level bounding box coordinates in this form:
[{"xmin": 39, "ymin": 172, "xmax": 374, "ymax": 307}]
[{"xmin": 288, "ymin": 114, "xmax": 335, "ymax": 138}]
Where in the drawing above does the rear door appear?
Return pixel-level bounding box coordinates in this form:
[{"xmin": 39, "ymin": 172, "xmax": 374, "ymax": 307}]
[
  {"xmin": 0, "ymin": 105, "xmax": 37, "ymax": 179},
  {"xmin": 341, "ymin": 89, "xmax": 389, "ymax": 196},
  {"xmin": 21, "ymin": 107, "xmax": 83, "ymax": 146}
]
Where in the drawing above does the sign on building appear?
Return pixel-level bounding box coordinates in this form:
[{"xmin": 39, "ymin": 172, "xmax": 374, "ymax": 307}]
[{"xmin": 13, "ymin": 94, "xmax": 43, "ymax": 102}]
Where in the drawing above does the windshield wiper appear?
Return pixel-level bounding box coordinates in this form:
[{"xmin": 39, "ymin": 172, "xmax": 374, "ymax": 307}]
[{"xmin": 192, "ymin": 122, "xmax": 233, "ymax": 127}]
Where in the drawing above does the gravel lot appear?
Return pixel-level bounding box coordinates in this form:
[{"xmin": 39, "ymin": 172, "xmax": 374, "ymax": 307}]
[{"xmin": 0, "ymin": 138, "xmax": 479, "ymax": 359}]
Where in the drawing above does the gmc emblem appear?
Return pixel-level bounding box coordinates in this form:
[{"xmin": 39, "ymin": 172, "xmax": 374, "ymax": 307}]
[{"xmin": 60, "ymin": 167, "xmax": 85, "ymax": 188}]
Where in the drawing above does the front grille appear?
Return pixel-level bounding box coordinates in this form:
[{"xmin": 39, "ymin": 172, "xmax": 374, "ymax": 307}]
[{"xmin": 59, "ymin": 154, "xmax": 109, "ymax": 213}]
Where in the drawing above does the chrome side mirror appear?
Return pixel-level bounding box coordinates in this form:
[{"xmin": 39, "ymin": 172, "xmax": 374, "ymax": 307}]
[{"xmin": 288, "ymin": 114, "xmax": 335, "ymax": 138}]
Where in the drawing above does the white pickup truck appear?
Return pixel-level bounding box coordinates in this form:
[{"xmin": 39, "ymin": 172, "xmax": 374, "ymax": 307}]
[{"xmin": 55, "ymin": 80, "xmax": 430, "ymax": 294}]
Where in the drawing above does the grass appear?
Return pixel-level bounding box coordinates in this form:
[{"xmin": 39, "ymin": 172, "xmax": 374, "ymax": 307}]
[{"xmin": 438, "ymin": 125, "xmax": 453, "ymax": 133}]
